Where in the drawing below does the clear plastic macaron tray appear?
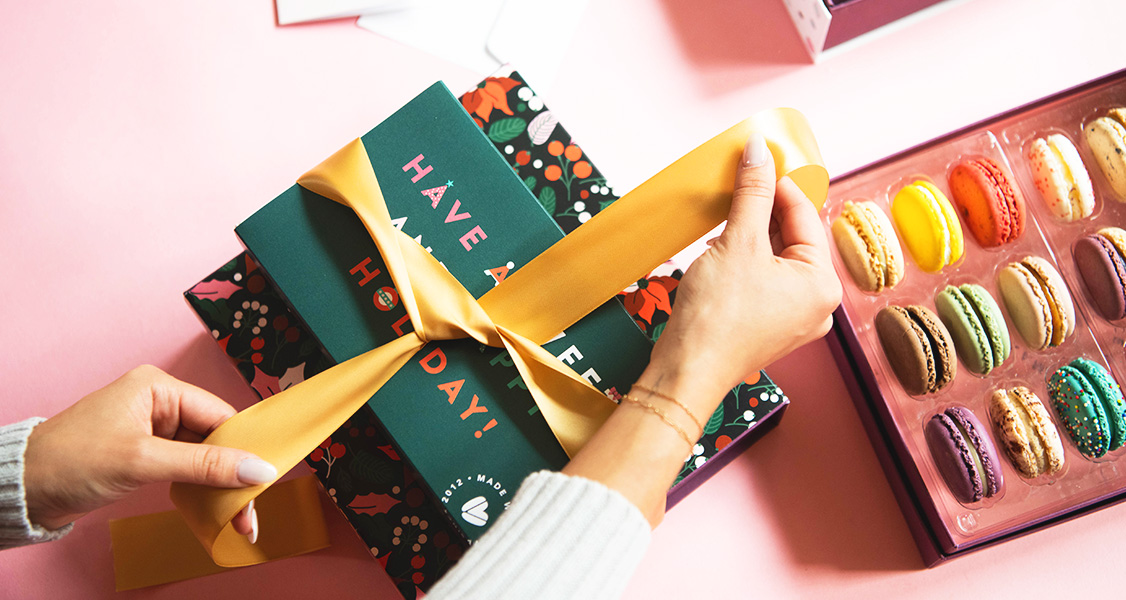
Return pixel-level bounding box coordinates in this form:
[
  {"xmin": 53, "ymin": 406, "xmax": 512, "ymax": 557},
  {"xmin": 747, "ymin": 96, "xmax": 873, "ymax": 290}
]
[{"xmin": 825, "ymin": 74, "xmax": 1126, "ymax": 552}]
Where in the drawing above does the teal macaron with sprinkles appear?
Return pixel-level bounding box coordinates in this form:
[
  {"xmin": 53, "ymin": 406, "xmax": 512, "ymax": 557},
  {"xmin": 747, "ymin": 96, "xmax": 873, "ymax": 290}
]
[{"xmin": 1047, "ymin": 357, "xmax": 1126, "ymax": 458}]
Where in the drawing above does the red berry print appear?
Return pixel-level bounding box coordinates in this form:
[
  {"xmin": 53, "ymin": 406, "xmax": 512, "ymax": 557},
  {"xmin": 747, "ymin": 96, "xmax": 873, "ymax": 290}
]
[
  {"xmin": 545, "ymin": 165, "xmax": 562, "ymax": 181},
  {"xmin": 515, "ymin": 150, "xmax": 531, "ymax": 166},
  {"xmin": 329, "ymin": 443, "xmax": 346, "ymax": 458},
  {"xmin": 285, "ymin": 327, "xmax": 300, "ymax": 343},
  {"xmin": 547, "ymin": 140, "xmax": 564, "ymax": 156},
  {"xmin": 251, "ymin": 352, "xmax": 263, "ymax": 364},
  {"xmin": 564, "ymin": 144, "xmax": 582, "ymax": 161},
  {"xmin": 250, "ymin": 337, "xmax": 265, "ymax": 350},
  {"xmin": 273, "ymin": 315, "xmax": 289, "ymax": 330}
]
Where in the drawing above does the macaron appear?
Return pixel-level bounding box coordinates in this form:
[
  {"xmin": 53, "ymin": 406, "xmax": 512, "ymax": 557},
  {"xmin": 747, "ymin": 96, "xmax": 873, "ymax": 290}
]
[
  {"xmin": 1027, "ymin": 134, "xmax": 1096, "ymax": 221},
  {"xmin": 988, "ymin": 386, "xmax": 1065, "ymax": 478},
  {"xmin": 934, "ymin": 283, "xmax": 1010, "ymax": 376},
  {"xmin": 891, "ymin": 180, "xmax": 964, "ymax": 272},
  {"xmin": 875, "ymin": 304, "xmax": 957, "ymax": 395},
  {"xmin": 831, "ymin": 200, "xmax": 905, "ymax": 293},
  {"xmin": 1073, "ymin": 226, "xmax": 1126, "ymax": 320},
  {"xmin": 996, "ymin": 256, "xmax": 1076, "ymax": 350},
  {"xmin": 925, "ymin": 406, "xmax": 1003, "ymax": 504},
  {"xmin": 1048, "ymin": 357, "xmax": 1126, "ymax": 458},
  {"xmin": 1085, "ymin": 108, "xmax": 1126, "ymax": 199},
  {"xmin": 948, "ymin": 157, "xmax": 1026, "ymax": 247}
]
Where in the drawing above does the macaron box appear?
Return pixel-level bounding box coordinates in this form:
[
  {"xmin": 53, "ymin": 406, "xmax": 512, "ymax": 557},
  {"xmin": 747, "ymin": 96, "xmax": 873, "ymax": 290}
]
[{"xmin": 825, "ymin": 68, "xmax": 1126, "ymax": 565}]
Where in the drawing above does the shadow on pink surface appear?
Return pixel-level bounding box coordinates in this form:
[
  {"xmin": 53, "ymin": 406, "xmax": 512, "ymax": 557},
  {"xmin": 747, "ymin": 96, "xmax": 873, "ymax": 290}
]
[
  {"xmin": 750, "ymin": 339, "xmax": 923, "ymax": 571},
  {"xmin": 658, "ymin": 0, "xmax": 811, "ymax": 95}
]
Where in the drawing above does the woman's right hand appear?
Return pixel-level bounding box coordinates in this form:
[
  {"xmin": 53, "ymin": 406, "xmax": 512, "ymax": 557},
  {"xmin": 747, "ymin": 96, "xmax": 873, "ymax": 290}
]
[{"xmin": 635, "ymin": 132, "xmax": 842, "ymax": 410}]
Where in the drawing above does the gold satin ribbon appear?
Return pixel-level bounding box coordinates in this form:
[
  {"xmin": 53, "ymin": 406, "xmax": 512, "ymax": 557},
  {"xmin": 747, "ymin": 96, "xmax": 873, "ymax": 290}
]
[{"xmin": 113, "ymin": 107, "xmax": 827, "ymax": 586}]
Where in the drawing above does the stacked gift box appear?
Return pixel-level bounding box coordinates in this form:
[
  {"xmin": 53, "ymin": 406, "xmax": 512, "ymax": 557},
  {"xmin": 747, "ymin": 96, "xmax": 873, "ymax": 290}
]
[{"xmin": 185, "ymin": 68, "xmax": 789, "ymax": 598}]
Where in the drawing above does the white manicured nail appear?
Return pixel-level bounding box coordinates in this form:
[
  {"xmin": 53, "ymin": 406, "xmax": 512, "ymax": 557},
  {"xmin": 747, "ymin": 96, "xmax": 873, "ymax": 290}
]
[
  {"xmin": 247, "ymin": 508, "xmax": 259, "ymax": 545},
  {"xmin": 743, "ymin": 133, "xmax": 768, "ymax": 167},
  {"xmin": 237, "ymin": 458, "xmax": 277, "ymax": 485}
]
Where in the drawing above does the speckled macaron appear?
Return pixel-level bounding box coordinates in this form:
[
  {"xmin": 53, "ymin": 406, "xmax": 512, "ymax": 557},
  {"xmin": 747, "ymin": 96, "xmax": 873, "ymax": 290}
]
[
  {"xmin": 988, "ymin": 386, "xmax": 1065, "ymax": 478},
  {"xmin": 1048, "ymin": 357, "xmax": 1126, "ymax": 458}
]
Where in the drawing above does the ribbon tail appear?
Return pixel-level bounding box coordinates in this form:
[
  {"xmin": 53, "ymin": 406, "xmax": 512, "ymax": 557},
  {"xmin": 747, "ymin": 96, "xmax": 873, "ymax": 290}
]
[
  {"xmin": 495, "ymin": 326, "xmax": 618, "ymax": 458},
  {"xmin": 169, "ymin": 332, "xmax": 425, "ymax": 567}
]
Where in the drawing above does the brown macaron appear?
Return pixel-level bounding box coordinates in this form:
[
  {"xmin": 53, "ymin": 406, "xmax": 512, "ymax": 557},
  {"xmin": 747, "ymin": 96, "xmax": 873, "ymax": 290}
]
[{"xmin": 875, "ymin": 305, "xmax": 957, "ymax": 395}]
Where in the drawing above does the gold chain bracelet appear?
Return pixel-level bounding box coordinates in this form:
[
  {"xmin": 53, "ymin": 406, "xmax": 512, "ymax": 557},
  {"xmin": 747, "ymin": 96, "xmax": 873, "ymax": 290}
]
[
  {"xmin": 629, "ymin": 383, "xmax": 706, "ymax": 434},
  {"xmin": 620, "ymin": 393, "xmax": 695, "ymax": 447}
]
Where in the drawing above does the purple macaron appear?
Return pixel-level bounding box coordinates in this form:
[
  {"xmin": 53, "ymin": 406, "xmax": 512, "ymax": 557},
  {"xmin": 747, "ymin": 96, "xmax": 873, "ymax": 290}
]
[
  {"xmin": 1074, "ymin": 233, "xmax": 1126, "ymax": 320},
  {"xmin": 925, "ymin": 406, "xmax": 1003, "ymax": 504}
]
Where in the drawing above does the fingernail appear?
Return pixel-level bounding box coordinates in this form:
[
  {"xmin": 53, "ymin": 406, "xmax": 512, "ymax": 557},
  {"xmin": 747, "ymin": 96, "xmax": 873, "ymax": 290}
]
[
  {"xmin": 237, "ymin": 458, "xmax": 277, "ymax": 485},
  {"xmin": 743, "ymin": 133, "xmax": 768, "ymax": 167},
  {"xmin": 247, "ymin": 508, "xmax": 259, "ymax": 544},
  {"xmin": 241, "ymin": 499, "xmax": 255, "ymax": 518}
]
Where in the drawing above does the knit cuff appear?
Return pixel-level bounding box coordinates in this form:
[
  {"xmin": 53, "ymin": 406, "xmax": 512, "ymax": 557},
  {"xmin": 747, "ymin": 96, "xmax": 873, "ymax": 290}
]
[
  {"xmin": 427, "ymin": 470, "xmax": 652, "ymax": 600},
  {"xmin": 0, "ymin": 418, "xmax": 73, "ymax": 550}
]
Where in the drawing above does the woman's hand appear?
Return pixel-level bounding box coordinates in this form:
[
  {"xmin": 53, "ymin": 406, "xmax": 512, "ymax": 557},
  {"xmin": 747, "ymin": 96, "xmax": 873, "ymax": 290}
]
[
  {"xmin": 635, "ymin": 132, "xmax": 842, "ymax": 410},
  {"xmin": 564, "ymin": 132, "xmax": 841, "ymax": 526},
  {"xmin": 24, "ymin": 365, "xmax": 269, "ymax": 539}
]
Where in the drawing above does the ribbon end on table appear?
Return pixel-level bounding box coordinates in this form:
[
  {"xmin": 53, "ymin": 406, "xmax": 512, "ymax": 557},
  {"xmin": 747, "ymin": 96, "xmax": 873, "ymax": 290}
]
[{"xmin": 112, "ymin": 476, "xmax": 331, "ymax": 590}]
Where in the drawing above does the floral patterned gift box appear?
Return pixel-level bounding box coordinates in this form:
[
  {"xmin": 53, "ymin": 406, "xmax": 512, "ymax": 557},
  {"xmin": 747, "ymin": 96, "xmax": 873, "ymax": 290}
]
[{"xmin": 184, "ymin": 68, "xmax": 788, "ymax": 599}]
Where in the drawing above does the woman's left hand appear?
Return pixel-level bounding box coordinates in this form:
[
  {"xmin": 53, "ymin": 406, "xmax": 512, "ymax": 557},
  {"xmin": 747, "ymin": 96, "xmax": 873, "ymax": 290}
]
[{"xmin": 23, "ymin": 365, "xmax": 272, "ymax": 538}]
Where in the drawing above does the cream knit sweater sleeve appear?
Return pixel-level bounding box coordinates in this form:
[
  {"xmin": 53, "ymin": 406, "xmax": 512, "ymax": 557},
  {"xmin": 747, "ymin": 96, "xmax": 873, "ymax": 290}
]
[
  {"xmin": 0, "ymin": 418, "xmax": 72, "ymax": 549},
  {"xmin": 426, "ymin": 471, "xmax": 652, "ymax": 600},
  {"xmin": 1, "ymin": 419, "xmax": 650, "ymax": 599}
]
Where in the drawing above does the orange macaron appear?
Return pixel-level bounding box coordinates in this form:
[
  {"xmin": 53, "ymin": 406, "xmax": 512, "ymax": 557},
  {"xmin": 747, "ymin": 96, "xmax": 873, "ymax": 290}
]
[{"xmin": 948, "ymin": 157, "xmax": 1026, "ymax": 248}]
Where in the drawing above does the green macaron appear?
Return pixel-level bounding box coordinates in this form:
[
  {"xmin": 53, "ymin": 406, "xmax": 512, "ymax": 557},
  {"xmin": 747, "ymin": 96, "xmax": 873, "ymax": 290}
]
[
  {"xmin": 1048, "ymin": 357, "xmax": 1126, "ymax": 458},
  {"xmin": 934, "ymin": 284, "xmax": 1011, "ymax": 376}
]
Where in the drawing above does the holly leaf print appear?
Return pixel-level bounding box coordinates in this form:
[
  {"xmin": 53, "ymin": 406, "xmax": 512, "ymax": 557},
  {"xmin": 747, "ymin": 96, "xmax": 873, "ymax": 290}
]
[
  {"xmin": 703, "ymin": 404, "xmax": 724, "ymax": 435},
  {"xmin": 278, "ymin": 362, "xmax": 306, "ymax": 391},
  {"xmin": 487, "ymin": 117, "xmax": 526, "ymax": 143},
  {"xmin": 526, "ymin": 111, "xmax": 558, "ymax": 145},
  {"xmin": 648, "ymin": 321, "xmax": 666, "ymax": 342},
  {"xmin": 347, "ymin": 492, "xmax": 400, "ymax": 517},
  {"xmin": 249, "ymin": 367, "xmax": 281, "ymax": 399},
  {"xmin": 351, "ymin": 449, "xmax": 396, "ymax": 485},
  {"xmin": 190, "ymin": 295, "xmax": 228, "ymax": 327},
  {"xmin": 188, "ymin": 279, "xmax": 241, "ymax": 301},
  {"xmin": 522, "ymin": 175, "xmax": 537, "ymax": 193},
  {"xmin": 537, "ymin": 186, "xmax": 557, "ymax": 216}
]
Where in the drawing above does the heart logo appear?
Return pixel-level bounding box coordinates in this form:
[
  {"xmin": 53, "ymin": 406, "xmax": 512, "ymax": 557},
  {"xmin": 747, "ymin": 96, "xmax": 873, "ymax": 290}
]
[{"xmin": 461, "ymin": 496, "xmax": 490, "ymax": 527}]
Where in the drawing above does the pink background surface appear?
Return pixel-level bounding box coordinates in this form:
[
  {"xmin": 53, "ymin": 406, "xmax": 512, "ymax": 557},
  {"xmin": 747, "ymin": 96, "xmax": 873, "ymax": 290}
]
[{"xmin": 1, "ymin": 0, "xmax": 1123, "ymax": 597}]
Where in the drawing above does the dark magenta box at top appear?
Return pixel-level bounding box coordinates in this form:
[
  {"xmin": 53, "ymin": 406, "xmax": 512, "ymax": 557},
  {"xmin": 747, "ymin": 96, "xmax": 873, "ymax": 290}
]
[
  {"xmin": 781, "ymin": 0, "xmax": 954, "ymax": 59},
  {"xmin": 825, "ymin": 68, "xmax": 1126, "ymax": 566}
]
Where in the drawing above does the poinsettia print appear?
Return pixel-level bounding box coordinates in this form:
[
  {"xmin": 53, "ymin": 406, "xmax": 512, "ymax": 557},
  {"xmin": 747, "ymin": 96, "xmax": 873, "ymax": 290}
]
[
  {"xmin": 621, "ymin": 275, "xmax": 678, "ymax": 326},
  {"xmin": 460, "ymin": 76, "xmax": 519, "ymax": 126}
]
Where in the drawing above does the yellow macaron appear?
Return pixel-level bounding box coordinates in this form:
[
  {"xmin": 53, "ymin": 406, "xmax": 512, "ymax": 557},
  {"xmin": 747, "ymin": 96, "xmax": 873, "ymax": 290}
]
[{"xmin": 891, "ymin": 180, "xmax": 964, "ymax": 272}]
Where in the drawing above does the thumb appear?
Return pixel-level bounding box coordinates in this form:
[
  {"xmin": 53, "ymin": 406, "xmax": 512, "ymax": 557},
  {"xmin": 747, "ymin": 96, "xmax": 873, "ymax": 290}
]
[
  {"xmin": 723, "ymin": 132, "xmax": 777, "ymax": 245},
  {"xmin": 136, "ymin": 437, "xmax": 278, "ymax": 488}
]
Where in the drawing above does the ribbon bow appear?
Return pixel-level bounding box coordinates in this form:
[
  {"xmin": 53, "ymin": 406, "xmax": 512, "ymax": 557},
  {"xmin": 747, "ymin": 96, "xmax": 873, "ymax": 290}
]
[{"xmin": 115, "ymin": 108, "xmax": 828, "ymax": 586}]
